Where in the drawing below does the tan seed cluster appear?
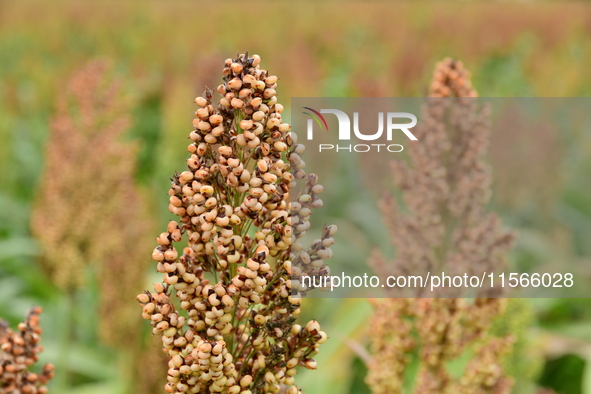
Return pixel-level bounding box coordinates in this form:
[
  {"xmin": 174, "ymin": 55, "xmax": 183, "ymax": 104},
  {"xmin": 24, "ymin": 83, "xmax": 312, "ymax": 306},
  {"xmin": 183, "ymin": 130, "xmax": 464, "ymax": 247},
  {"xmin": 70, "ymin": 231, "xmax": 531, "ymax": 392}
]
[
  {"xmin": 365, "ymin": 299, "xmax": 413, "ymax": 394},
  {"xmin": 0, "ymin": 308, "xmax": 54, "ymax": 394},
  {"xmin": 429, "ymin": 58, "xmax": 478, "ymax": 98},
  {"xmin": 452, "ymin": 337, "xmax": 514, "ymax": 394},
  {"xmin": 138, "ymin": 52, "xmax": 334, "ymax": 394}
]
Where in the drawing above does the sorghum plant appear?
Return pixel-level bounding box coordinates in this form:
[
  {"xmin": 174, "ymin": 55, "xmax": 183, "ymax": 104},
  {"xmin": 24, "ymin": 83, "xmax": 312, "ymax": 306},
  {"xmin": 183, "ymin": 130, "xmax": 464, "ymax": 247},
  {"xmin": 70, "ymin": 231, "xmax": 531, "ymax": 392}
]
[
  {"xmin": 31, "ymin": 61, "xmax": 164, "ymax": 392},
  {"xmin": 137, "ymin": 52, "xmax": 335, "ymax": 394},
  {"xmin": 368, "ymin": 58, "xmax": 516, "ymax": 394},
  {"xmin": 31, "ymin": 60, "xmax": 155, "ymax": 347},
  {"xmin": 0, "ymin": 307, "xmax": 54, "ymax": 394}
]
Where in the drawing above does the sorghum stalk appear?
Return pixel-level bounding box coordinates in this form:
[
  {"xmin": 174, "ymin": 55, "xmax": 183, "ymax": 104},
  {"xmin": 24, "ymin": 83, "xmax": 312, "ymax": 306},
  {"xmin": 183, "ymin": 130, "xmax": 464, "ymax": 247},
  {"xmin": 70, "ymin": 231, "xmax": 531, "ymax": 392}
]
[
  {"xmin": 0, "ymin": 307, "xmax": 55, "ymax": 394},
  {"xmin": 367, "ymin": 58, "xmax": 516, "ymax": 394},
  {"xmin": 137, "ymin": 52, "xmax": 335, "ymax": 394}
]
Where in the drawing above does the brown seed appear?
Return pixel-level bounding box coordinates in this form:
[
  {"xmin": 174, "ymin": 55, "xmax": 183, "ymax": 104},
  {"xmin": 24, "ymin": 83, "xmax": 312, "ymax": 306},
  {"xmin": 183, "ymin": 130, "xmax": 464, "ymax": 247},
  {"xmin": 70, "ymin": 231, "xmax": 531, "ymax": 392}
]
[
  {"xmin": 164, "ymin": 249, "xmax": 178, "ymax": 261},
  {"xmin": 211, "ymin": 125, "xmax": 224, "ymax": 137},
  {"xmin": 152, "ymin": 249, "xmax": 164, "ymax": 262},
  {"xmin": 239, "ymin": 88, "xmax": 252, "ymax": 99},
  {"xmin": 209, "ymin": 114, "xmax": 223, "ymax": 125},
  {"xmin": 250, "ymin": 97, "xmax": 262, "ymax": 108},
  {"xmin": 257, "ymin": 159, "xmax": 268, "ymax": 173},
  {"xmin": 212, "ymin": 342, "xmax": 224, "ymax": 355},
  {"xmin": 240, "ymin": 119, "xmax": 254, "ymax": 130},
  {"xmin": 263, "ymin": 88, "xmax": 276, "ymax": 99},
  {"xmin": 199, "ymin": 342, "xmax": 212, "ymax": 353},
  {"xmin": 137, "ymin": 294, "xmax": 150, "ymax": 304},
  {"xmin": 273, "ymin": 141, "xmax": 287, "ymax": 152},
  {"xmin": 195, "ymin": 107, "xmax": 209, "ymax": 118},
  {"xmin": 252, "ymin": 80, "xmax": 265, "ymax": 91},
  {"xmin": 306, "ymin": 320, "xmax": 320, "ymax": 333},
  {"xmin": 304, "ymin": 359, "xmax": 317, "ymax": 370},
  {"xmin": 252, "ymin": 111, "xmax": 265, "ymax": 122},
  {"xmin": 266, "ymin": 118, "xmax": 281, "ymax": 129},
  {"xmin": 231, "ymin": 63, "xmax": 243, "ymax": 74},
  {"xmin": 231, "ymin": 98, "xmax": 244, "ymax": 108},
  {"xmin": 198, "ymin": 121, "xmax": 212, "ymax": 131},
  {"xmin": 195, "ymin": 97, "xmax": 208, "ymax": 107},
  {"xmin": 243, "ymin": 74, "xmax": 256, "ymax": 84},
  {"xmin": 228, "ymin": 78, "xmax": 243, "ymax": 91}
]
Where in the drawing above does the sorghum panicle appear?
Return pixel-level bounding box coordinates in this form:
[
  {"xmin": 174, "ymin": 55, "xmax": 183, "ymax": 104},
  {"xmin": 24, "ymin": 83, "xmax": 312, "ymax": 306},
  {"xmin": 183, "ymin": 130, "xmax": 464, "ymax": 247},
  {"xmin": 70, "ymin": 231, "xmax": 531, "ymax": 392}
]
[
  {"xmin": 367, "ymin": 58, "xmax": 515, "ymax": 394},
  {"xmin": 31, "ymin": 60, "xmax": 155, "ymax": 347},
  {"xmin": 30, "ymin": 61, "xmax": 165, "ymax": 393},
  {"xmin": 137, "ymin": 52, "xmax": 335, "ymax": 394},
  {"xmin": 0, "ymin": 307, "xmax": 54, "ymax": 394}
]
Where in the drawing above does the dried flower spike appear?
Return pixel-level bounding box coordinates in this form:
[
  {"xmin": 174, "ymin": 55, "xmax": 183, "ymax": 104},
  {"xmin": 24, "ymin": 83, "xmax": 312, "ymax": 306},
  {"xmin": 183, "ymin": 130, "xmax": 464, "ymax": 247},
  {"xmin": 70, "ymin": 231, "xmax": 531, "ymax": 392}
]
[
  {"xmin": 367, "ymin": 58, "xmax": 516, "ymax": 394},
  {"xmin": 138, "ymin": 52, "xmax": 336, "ymax": 394},
  {"xmin": 30, "ymin": 60, "xmax": 163, "ymax": 393},
  {"xmin": 0, "ymin": 307, "xmax": 54, "ymax": 394}
]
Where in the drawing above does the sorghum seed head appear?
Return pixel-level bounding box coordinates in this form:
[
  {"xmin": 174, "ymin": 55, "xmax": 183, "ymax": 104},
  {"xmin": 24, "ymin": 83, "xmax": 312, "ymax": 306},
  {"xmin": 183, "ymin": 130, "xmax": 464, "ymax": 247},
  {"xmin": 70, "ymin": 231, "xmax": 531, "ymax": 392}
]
[{"xmin": 137, "ymin": 52, "xmax": 335, "ymax": 394}]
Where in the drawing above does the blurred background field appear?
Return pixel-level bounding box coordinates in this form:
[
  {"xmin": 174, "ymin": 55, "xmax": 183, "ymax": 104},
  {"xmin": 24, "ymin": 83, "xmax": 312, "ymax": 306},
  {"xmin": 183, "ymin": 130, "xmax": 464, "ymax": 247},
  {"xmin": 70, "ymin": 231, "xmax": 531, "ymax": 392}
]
[{"xmin": 1, "ymin": 1, "xmax": 591, "ymax": 393}]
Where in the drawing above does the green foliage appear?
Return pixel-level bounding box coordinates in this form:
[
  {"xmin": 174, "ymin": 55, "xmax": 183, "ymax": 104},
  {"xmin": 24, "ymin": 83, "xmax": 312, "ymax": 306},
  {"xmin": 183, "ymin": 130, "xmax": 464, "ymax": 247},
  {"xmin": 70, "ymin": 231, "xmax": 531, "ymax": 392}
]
[{"xmin": 541, "ymin": 355, "xmax": 585, "ymax": 394}]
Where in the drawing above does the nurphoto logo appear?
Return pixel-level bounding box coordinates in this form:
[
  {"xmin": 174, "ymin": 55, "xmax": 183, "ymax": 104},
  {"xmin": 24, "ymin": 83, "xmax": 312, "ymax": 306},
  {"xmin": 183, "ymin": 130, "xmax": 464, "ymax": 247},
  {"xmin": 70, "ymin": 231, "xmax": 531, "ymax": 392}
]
[{"xmin": 303, "ymin": 107, "xmax": 418, "ymax": 152}]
